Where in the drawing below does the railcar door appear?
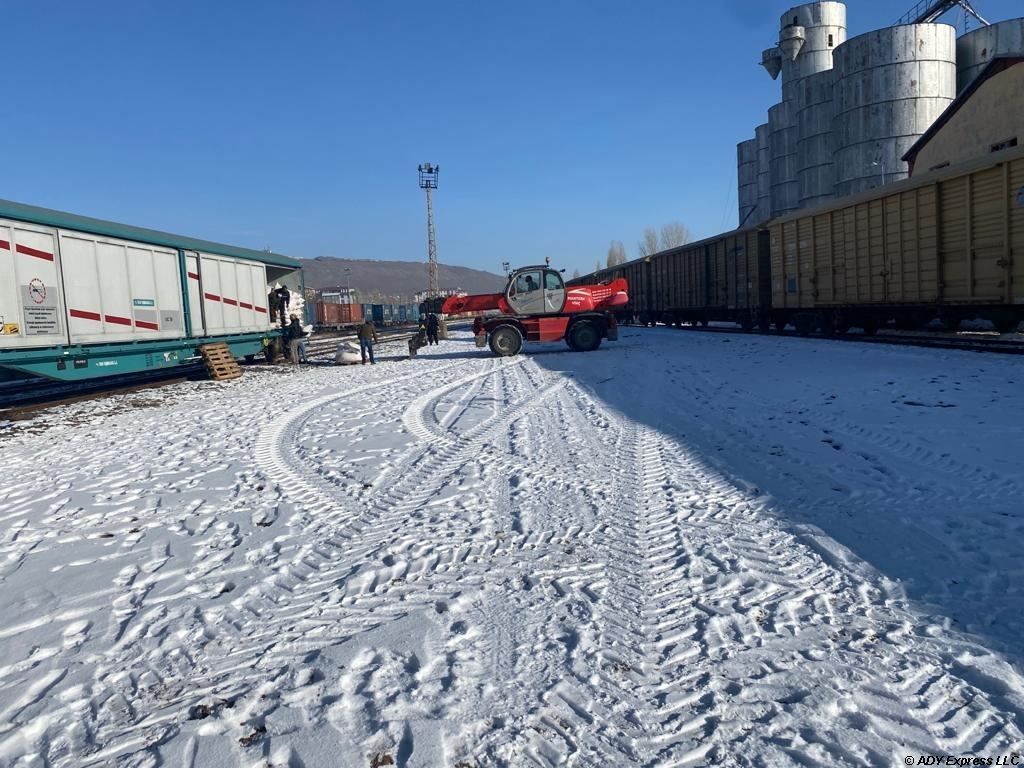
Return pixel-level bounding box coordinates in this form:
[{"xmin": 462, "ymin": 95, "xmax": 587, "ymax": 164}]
[
  {"xmin": 184, "ymin": 251, "xmax": 207, "ymax": 336},
  {"xmin": 0, "ymin": 219, "xmax": 67, "ymax": 349}
]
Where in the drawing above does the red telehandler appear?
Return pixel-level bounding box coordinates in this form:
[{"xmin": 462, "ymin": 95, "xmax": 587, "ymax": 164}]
[{"xmin": 440, "ymin": 265, "xmax": 629, "ymax": 357}]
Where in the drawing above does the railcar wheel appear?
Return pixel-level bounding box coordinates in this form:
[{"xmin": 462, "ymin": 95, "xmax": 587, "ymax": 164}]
[
  {"xmin": 794, "ymin": 313, "xmax": 817, "ymax": 337},
  {"xmin": 569, "ymin": 321, "xmax": 601, "ymax": 352},
  {"xmin": 990, "ymin": 312, "xmax": 1020, "ymax": 334},
  {"xmin": 489, "ymin": 325, "xmax": 523, "ymax": 356}
]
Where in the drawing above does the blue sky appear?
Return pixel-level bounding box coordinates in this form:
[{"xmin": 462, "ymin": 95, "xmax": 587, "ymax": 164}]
[{"xmin": 3, "ymin": 1, "xmax": 1019, "ymax": 278}]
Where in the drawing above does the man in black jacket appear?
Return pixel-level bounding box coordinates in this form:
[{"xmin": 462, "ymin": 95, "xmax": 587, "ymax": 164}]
[
  {"xmin": 358, "ymin": 319, "xmax": 379, "ymax": 364},
  {"xmin": 276, "ymin": 286, "xmax": 291, "ymax": 328},
  {"xmin": 426, "ymin": 313, "xmax": 440, "ymax": 345},
  {"xmin": 286, "ymin": 315, "xmax": 308, "ymax": 364}
]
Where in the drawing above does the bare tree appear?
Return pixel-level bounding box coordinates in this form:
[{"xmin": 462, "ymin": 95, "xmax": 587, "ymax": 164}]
[
  {"xmin": 595, "ymin": 260, "xmax": 602, "ymax": 273},
  {"xmin": 606, "ymin": 240, "xmax": 628, "ymax": 268},
  {"xmin": 572, "ymin": 268, "xmax": 581, "ymax": 279},
  {"xmin": 637, "ymin": 227, "xmax": 660, "ymax": 258},
  {"xmin": 659, "ymin": 222, "xmax": 691, "ymax": 250}
]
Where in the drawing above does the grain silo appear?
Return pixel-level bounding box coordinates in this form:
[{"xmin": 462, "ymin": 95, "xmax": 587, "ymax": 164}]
[
  {"xmin": 737, "ymin": 138, "xmax": 759, "ymax": 227},
  {"xmin": 831, "ymin": 24, "xmax": 957, "ymax": 197},
  {"xmin": 762, "ymin": 2, "xmax": 847, "ymax": 216},
  {"xmin": 768, "ymin": 102, "xmax": 799, "ymax": 215},
  {"xmin": 957, "ymin": 18, "xmax": 1024, "ymax": 91},
  {"xmin": 755, "ymin": 123, "xmax": 772, "ymax": 222},
  {"xmin": 796, "ymin": 69, "xmax": 836, "ymax": 208}
]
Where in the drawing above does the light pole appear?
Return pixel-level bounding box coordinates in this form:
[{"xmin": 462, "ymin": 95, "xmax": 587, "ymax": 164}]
[
  {"xmin": 418, "ymin": 163, "xmax": 440, "ymax": 298},
  {"xmin": 342, "ymin": 267, "xmax": 352, "ymax": 304}
]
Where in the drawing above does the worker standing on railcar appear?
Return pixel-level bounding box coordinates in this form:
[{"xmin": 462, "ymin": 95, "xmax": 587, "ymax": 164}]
[
  {"xmin": 358, "ymin": 318, "xmax": 379, "ymax": 365},
  {"xmin": 268, "ymin": 288, "xmax": 281, "ymax": 325},
  {"xmin": 276, "ymin": 286, "xmax": 291, "ymax": 328}
]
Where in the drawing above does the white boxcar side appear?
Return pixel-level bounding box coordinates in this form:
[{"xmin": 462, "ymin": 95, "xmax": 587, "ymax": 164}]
[
  {"xmin": 59, "ymin": 231, "xmax": 184, "ymax": 345},
  {"xmin": 198, "ymin": 252, "xmax": 271, "ymax": 335},
  {"xmin": 0, "ymin": 218, "xmax": 67, "ymax": 349}
]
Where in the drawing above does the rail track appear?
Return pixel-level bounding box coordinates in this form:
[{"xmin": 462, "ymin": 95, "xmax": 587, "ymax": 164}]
[
  {"xmin": 0, "ymin": 368, "xmax": 202, "ymax": 414},
  {"xmin": 0, "ymin": 320, "xmax": 474, "ymax": 416}
]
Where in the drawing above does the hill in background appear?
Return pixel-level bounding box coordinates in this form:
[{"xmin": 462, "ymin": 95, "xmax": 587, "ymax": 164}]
[{"xmin": 299, "ymin": 257, "xmax": 506, "ymax": 300}]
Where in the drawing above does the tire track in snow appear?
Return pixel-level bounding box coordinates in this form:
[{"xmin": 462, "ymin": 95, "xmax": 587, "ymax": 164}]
[
  {"xmin": 456, "ymin": 373, "xmax": 1024, "ymax": 767},
  {"xmin": 74, "ymin": 358, "xmax": 573, "ymax": 765}
]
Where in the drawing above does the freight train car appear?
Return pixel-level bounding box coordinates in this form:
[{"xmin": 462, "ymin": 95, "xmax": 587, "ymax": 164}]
[
  {"xmin": 0, "ymin": 198, "xmax": 302, "ymax": 382},
  {"xmin": 571, "ymin": 228, "xmax": 770, "ymax": 329},
  {"xmin": 574, "ymin": 144, "xmax": 1024, "ymax": 336},
  {"xmin": 770, "ymin": 145, "xmax": 1024, "ymax": 334}
]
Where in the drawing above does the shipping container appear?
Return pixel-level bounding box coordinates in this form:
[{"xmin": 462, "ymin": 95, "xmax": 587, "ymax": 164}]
[
  {"xmin": 314, "ymin": 302, "xmax": 362, "ymax": 326},
  {"xmin": 397, "ymin": 304, "xmax": 408, "ymax": 323},
  {"xmin": 371, "ymin": 304, "xmax": 385, "ymax": 324}
]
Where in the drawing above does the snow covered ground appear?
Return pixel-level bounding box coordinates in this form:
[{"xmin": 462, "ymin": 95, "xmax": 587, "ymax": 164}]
[{"xmin": 1, "ymin": 329, "xmax": 1023, "ymax": 767}]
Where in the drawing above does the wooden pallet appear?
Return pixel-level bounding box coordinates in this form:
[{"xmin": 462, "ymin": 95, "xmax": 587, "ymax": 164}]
[{"xmin": 198, "ymin": 343, "xmax": 242, "ymax": 381}]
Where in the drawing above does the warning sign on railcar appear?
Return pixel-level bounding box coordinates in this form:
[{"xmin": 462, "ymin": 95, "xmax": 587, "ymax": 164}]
[{"xmin": 21, "ymin": 280, "xmax": 61, "ymax": 335}]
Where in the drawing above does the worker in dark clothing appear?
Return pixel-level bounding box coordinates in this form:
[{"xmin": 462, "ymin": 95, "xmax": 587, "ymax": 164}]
[
  {"xmin": 358, "ymin": 318, "xmax": 379, "ymax": 364},
  {"xmin": 276, "ymin": 286, "xmax": 291, "ymax": 328},
  {"xmin": 472, "ymin": 316, "xmax": 487, "ymax": 347},
  {"xmin": 286, "ymin": 315, "xmax": 308, "ymax": 364},
  {"xmin": 268, "ymin": 289, "xmax": 281, "ymax": 324},
  {"xmin": 426, "ymin": 313, "xmax": 440, "ymax": 346}
]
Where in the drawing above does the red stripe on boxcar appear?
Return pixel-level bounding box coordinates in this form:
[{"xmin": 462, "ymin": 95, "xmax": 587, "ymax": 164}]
[
  {"xmin": 70, "ymin": 309, "xmax": 101, "ymax": 322},
  {"xmin": 16, "ymin": 244, "xmax": 54, "ymax": 262},
  {"xmin": 223, "ymin": 298, "xmax": 238, "ymax": 306},
  {"xmin": 0, "ymin": 240, "xmax": 10, "ymax": 250},
  {"xmin": 204, "ymin": 292, "xmax": 221, "ymax": 302},
  {"xmin": 240, "ymin": 301, "xmax": 253, "ymax": 310},
  {"xmin": 135, "ymin": 320, "xmax": 159, "ymax": 330},
  {"xmin": 104, "ymin": 314, "xmax": 132, "ymax": 326},
  {"xmin": 188, "ymin": 272, "xmax": 200, "ymax": 280},
  {"xmin": 255, "ymin": 306, "xmax": 267, "ymax": 313}
]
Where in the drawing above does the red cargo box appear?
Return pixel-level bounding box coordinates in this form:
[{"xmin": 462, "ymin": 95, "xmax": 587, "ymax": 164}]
[{"xmin": 316, "ymin": 302, "xmax": 362, "ymax": 326}]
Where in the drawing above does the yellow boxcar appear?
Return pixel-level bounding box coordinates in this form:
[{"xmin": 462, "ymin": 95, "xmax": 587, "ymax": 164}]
[{"xmin": 771, "ymin": 145, "xmax": 1024, "ymax": 333}]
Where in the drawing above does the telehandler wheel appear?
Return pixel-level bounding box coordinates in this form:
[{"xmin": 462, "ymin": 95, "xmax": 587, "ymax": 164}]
[
  {"xmin": 489, "ymin": 324, "xmax": 523, "ymax": 356},
  {"xmin": 569, "ymin": 321, "xmax": 601, "ymax": 352}
]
